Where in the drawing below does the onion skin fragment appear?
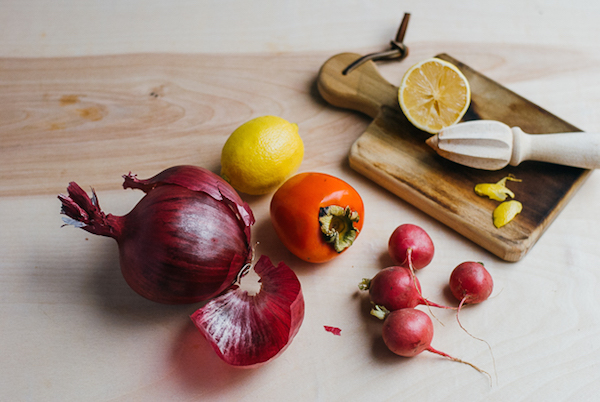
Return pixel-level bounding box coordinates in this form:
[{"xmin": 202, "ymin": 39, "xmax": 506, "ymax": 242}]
[
  {"xmin": 191, "ymin": 255, "xmax": 305, "ymax": 368},
  {"xmin": 58, "ymin": 165, "xmax": 255, "ymax": 304}
]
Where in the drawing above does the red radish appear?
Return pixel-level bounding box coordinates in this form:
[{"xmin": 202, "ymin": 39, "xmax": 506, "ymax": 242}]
[
  {"xmin": 382, "ymin": 308, "xmax": 488, "ymax": 376},
  {"xmin": 449, "ymin": 261, "xmax": 496, "ymax": 380},
  {"xmin": 191, "ymin": 255, "xmax": 304, "ymax": 368},
  {"xmin": 449, "ymin": 261, "xmax": 494, "ymax": 330},
  {"xmin": 382, "ymin": 308, "xmax": 434, "ymax": 357},
  {"xmin": 388, "ymin": 224, "xmax": 435, "ymax": 270},
  {"xmin": 359, "ymin": 267, "xmax": 451, "ymax": 318},
  {"xmin": 449, "ymin": 261, "xmax": 494, "ymax": 310},
  {"xmin": 58, "ymin": 165, "xmax": 255, "ymax": 304}
]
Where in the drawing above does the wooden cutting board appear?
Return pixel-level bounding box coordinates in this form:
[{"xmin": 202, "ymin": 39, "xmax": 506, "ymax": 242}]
[{"xmin": 317, "ymin": 52, "xmax": 591, "ymax": 262}]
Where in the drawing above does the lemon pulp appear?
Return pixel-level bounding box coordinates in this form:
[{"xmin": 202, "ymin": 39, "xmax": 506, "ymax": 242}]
[{"xmin": 398, "ymin": 58, "xmax": 471, "ymax": 134}]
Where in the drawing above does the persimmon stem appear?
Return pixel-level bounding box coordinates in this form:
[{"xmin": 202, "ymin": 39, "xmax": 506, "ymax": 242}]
[{"xmin": 319, "ymin": 205, "xmax": 360, "ymax": 252}]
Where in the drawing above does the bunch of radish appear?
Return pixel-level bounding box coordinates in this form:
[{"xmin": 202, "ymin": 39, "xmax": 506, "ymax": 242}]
[{"xmin": 359, "ymin": 224, "xmax": 494, "ymax": 379}]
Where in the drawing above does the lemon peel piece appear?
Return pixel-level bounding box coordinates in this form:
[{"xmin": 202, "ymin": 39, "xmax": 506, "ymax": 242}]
[
  {"xmin": 474, "ymin": 175, "xmax": 522, "ymax": 202},
  {"xmin": 493, "ymin": 200, "xmax": 523, "ymax": 228},
  {"xmin": 475, "ymin": 175, "xmax": 523, "ymax": 228}
]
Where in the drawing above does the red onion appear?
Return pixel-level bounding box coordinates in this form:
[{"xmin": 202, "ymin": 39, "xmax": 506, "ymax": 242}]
[
  {"xmin": 191, "ymin": 255, "xmax": 304, "ymax": 367},
  {"xmin": 58, "ymin": 165, "xmax": 255, "ymax": 304}
]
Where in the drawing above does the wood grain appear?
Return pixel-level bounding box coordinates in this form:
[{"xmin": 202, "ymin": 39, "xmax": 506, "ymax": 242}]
[
  {"xmin": 0, "ymin": 53, "xmax": 349, "ymax": 198},
  {"xmin": 317, "ymin": 52, "xmax": 590, "ymax": 261}
]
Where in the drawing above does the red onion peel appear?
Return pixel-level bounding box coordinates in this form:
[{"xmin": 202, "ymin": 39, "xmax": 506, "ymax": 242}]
[
  {"xmin": 191, "ymin": 255, "xmax": 305, "ymax": 368},
  {"xmin": 324, "ymin": 326, "xmax": 342, "ymax": 336}
]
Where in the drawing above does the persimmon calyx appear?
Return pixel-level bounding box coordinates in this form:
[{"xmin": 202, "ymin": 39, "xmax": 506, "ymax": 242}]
[{"xmin": 318, "ymin": 205, "xmax": 360, "ymax": 253}]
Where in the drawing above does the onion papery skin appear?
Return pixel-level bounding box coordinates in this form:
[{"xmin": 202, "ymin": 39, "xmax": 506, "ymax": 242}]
[
  {"xmin": 58, "ymin": 165, "xmax": 255, "ymax": 304},
  {"xmin": 191, "ymin": 255, "xmax": 305, "ymax": 368}
]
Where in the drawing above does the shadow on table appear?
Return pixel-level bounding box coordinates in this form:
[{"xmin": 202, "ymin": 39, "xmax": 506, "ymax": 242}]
[
  {"xmin": 78, "ymin": 238, "xmax": 192, "ymax": 326},
  {"xmin": 170, "ymin": 320, "xmax": 257, "ymax": 393}
]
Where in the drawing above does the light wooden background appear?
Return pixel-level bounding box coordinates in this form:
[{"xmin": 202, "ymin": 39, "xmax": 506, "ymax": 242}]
[{"xmin": 2, "ymin": 1, "xmax": 600, "ymax": 401}]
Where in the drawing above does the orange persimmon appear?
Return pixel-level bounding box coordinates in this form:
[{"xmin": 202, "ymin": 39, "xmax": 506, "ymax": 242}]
[{"xmin": 270, "ymin": 172, "xmax": 364, "ymax": 263}]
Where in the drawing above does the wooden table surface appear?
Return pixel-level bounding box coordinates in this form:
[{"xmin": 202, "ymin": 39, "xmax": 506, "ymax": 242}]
[{"xmin": 2, "ymin": 1, "xmax": 600, "ymax": 401}]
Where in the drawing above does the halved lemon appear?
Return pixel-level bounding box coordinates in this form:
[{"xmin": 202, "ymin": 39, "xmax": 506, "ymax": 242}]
[{"xmin": 398, "ymin": 58, "xmax": 471, "ymax": 134}]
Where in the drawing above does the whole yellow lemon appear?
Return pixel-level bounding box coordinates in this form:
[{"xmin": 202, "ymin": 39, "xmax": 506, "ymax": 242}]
[{"xmin": 220, "ymin": 115, "xmax": 304, "ymax": 195}]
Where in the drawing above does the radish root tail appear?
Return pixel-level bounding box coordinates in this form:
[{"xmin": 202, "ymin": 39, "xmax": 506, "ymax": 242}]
[
  {"xmin": 456, "ymin": 298, "xmax": 498, "ymax": 385},
  {"xmin": 426, "ymin": 345, "xmax": 492, "ymax": 386}
]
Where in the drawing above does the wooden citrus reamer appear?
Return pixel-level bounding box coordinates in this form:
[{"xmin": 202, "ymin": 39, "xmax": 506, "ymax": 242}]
[{"xmin": 427, "ymin": 120, "xmax": 600, "ymax": 170}]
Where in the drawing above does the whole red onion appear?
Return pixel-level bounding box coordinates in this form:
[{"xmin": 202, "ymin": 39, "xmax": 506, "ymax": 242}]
[{"xmin": 58, "ymin": 165, "xmax": 255, "ymax": 304}]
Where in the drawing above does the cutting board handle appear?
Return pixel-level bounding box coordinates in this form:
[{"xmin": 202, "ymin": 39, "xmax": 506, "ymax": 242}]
[{"xmin": 317, "ymin": 53, "xmax": 399, "ymax": 119}]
